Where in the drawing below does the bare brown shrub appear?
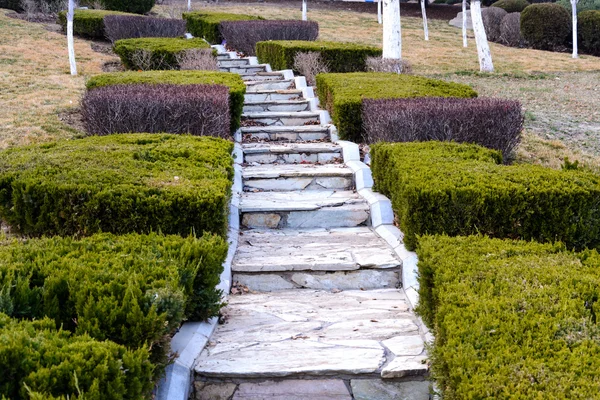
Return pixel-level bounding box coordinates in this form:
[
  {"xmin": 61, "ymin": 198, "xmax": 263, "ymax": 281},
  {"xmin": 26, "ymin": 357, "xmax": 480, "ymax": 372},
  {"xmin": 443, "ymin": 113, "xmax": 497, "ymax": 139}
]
[
  {"xmin": 365, "ymin": 56, "xmax": 412, "ymax": 74},
  {"xmin": 293, "ymin": 51, "xmax": 329, "ymax": 86},
  {"xmin": 176, "ymin": 48, "xmax": 218, "ymax": 71}
]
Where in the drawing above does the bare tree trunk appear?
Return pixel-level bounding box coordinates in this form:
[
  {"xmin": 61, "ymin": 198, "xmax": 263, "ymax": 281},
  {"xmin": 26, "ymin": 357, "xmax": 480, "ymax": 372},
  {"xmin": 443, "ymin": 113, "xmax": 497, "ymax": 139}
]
[
  {"xmin": 377, "ymin": 0, "xmax": 382, "ymax": 24},
  {"xmin": 471, "ymin": 0, "xmax": 493, "ymax": 72},
  {"xmin": 383, "ymin": 0, "xmax": 402, "ymax": 59},
  {"xmin": 420, "ymin": 0, "xmax": 429, "ymax": 40},
  {"xmin": 571, "ymin": 0, "xmax": 578, "ymax": 58},
  {"xmin": 302, "ymin": 0, "xmax": 307, "ymax": 21},
  {"xmin": 67, "ymin": 0, "xmax": 77, "ymax": 76},
  {"xmin": 462, "ymin": 0, "xmax": 468, "ymax": 47},
  {"xmin": 188, "ymin": 0, "xmax": 191, "ymax": 11}
]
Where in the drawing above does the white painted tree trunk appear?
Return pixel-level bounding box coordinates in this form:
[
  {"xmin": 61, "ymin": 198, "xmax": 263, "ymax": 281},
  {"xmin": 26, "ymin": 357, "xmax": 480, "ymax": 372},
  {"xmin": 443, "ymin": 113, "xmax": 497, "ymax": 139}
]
[
  {"xmin": 471, "ymin": 0, "xmax": 493, "ymax": 72},
  {"xmin": 571, "ymin": 0, "xmax": 578, "ymax": 58},
  {"xmin": 420, "ymin": 0, "xmax": 429, "ymax": 40},
  {"xmin": 377, "ymin": 0, "xmax": 382, "ymax": 24},
  {"xmin": 383, "ymin": 0, "xmax": 402, "ymax": 59},
  {"xmin": 302, "ymin": 0, "xmax": 307, "ymax": 21},
  {"xmin": 188, "ymin": 0, "xmax": 191, "ymax": 11},
  {"xmin": 67, "ymin": 0, "xmax": 77, "ymax": 76},
  {"xmin": 462, "ymin": 0, "xmax": 468, "ymax": 47}
]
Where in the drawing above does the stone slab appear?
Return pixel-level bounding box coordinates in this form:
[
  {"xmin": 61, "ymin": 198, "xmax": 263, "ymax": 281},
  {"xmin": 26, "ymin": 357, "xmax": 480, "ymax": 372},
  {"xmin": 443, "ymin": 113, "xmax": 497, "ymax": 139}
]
[
  {"xmin": 351, "ymin": 379, "xmax": 430, "ymax": 400},
  {"xmin": 291, "ymin": 270, "xmax": 400, "ymax": 290},
  {"xmin": 382, "ymin": 335, "xmax": 425, "ymax": 356},
  {"xmin": 243, "ymin": 163, "xmax": 353, "ymax": 179},
  {"xmin": 243, "ymin": 142, "xmax": 341, "ymax": 154},
  {"xmin": 240, "ymin": 190, "xmax": 366, "ymax": 212},
  {"xmin": 381, "ymin": 355, "xmax": 429, "ymax": 379},
  {"xmin": 233, "ymin": 380, "xmax": 351, "ymax": 400},
  {"xmin": 194, "ymin": 382, "xmax": 237, "ymax": 400},
  {"xmin": 235, "ymin": 274, "xmax": 296, "ymax": 291}
]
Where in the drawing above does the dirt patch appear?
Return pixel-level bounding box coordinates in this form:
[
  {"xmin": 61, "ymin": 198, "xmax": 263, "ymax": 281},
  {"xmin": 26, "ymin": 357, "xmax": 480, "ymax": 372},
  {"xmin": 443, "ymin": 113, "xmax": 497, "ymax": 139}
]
[
  {"xmin": 91, "ymin": 41, "xmax": 115, "ymax": 55},
  {"xmin": 102, "ymin": 60, "xmax": 125, "ymax": 72},
  {"xmin": 6, "ymin": 11, "xmax": 58, "ymax": 24},
  {"xmin": 58, "ymin": 108, "xmax": 86, "ymax": 133}
]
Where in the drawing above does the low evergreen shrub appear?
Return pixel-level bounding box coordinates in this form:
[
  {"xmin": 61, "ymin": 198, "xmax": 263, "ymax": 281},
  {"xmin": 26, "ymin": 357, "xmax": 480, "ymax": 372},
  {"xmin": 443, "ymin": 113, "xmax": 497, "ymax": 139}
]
[
  {"xmin": 416, "ymin": 235, "xmax": 600, "ymax": 399},
  {"xmin": 104, "ymin": 15, "xmax": 186, "ymax": 42},
  {"xmin": 558, "ymin": 0, "xmax": 600, "ymax": 13},
  {"xmin": 578, "ymin": 10, "xmax": 600, "ymax": 56},
  {"xmin": 113, "ymin": 37, "xmax": 211, "ymax": 70},
  {"xmin": 220, "ymin": 20, "xmax": 319, "ymax": 56},
  {"xmin": 255, "ymin": 40, "xmax": 382, "ymax": 73},
  {"xmin": 521, "ymin": 3, "xmax": 571, "ymax": 50},
  {"xmin": 315, "ymin": 72, "xmax": 477, "ymax": 142},
  {"xmin": 0, "ymin": 134, "xmax": 233, "ymax": 237},
  {"xmin": 370, "ymin": 141, "xmax": 600, "ymax": 251},
  {"xmin": 491, "ymin": 0, "xmax": 531, "ymax": 12},
  {"xmin": 86, "ymin": 70, "xmax": 245, "ymax": 131},
  {"xmin": 82, "ymin": 83, "xmax": 230, "ymax": 137},
  {"xmin": 182, "ymin": 11, "xmax": 264, "ymax": 44},
  {"xmin": 0, "ymin": 314, "xmax": 154, "ymax": 399},
  {"xmin": 362, "ymin": 97, "xmax": 523, "ymax": 161},
  {"xmin": 58, "ymin": 9, "xmax": 132, "ymax": 39}
]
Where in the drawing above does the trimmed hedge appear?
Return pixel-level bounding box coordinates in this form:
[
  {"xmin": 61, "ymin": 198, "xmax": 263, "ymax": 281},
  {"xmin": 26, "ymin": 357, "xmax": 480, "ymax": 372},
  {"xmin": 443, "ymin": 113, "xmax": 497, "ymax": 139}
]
[
  {"xmin": 0, "ymin": 134, "xmax": 233, "ymax": 237},
  {"xmin": 255, "ymin": 40, "xmax": 382, "ymax": 73},
  {"xmin": 521, "ymin": 3, "xmax": 571, "ymax": 50},
  {"xmin": 113, "ymin": 37, "xmax": 211, "ymax": 70},
  {"xmin": 0, "ymin": 314, "xmax": 154, "ymax": 399},
  {"xmin": 0, "ymin": 0, "xmax": 21, "ymax": 11},
  {"xmin": 416, "ymin": 235, "xmax": 600, "ymax": 399},
  {"xmin": 579, "ymin": 10, "xmax": 600, "ymax": 56},
  {"xmin": 182, "ymin": 11, "xmax": 264, "ymax": 44},
  {"xmin": 58, "ymin": 9, "xmax": 133, "ymax": 40},
  {"xmin": 316, "ymin": 72, "xmax": 477, "ymax": 142},
  {"xmin": 370, "ymin": 141, "xmax": 600, "ymax": 251},
  {"xmin": 104, "ymin": 15, "xmax": 186, "ymax": 42},
  {"xmin": 86, "ymin": 71, "xmax": 245, "ymax": 131},
  {"xmin": 92, "ymin": 0, "xmax": 154, "ymax": 14},
  {"xmin": 491, "ymin": 0, "xmax": 531, "ymax": 13}
]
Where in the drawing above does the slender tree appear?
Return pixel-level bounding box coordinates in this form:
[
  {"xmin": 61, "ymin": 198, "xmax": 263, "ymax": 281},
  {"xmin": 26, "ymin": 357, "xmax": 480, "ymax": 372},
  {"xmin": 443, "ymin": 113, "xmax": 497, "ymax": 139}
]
[
  {"xmin": 420, "ymin": 0, "xmax": 429, "ymax": 40},
  {"xmin": 377, "ymin": 0, "xmax": 382, "ymax": 24},
  {"xmin": 67, "ymin": 0, "xmax": 77, "ymax": 76},
  {"xmin": 571, "ymin": 0, "xmax": 579, "ymax": 58},
  {"xmin": 383, "ymin": 0, "xmax": 402, "ymax": 59},
  {"xmin": 302, "ymin": 0, "xmax": 307, "ymax": 21},
  {"xmin": 188, "ymin": 0, "xmax": 191, "ymax": 11},
  {"xmin": 471, "ymin": 0, "xmax": 494, "ymax": 71},
  {"xmin": 462, "ymin": 0, "xmax": 468, "ymax": 47}
]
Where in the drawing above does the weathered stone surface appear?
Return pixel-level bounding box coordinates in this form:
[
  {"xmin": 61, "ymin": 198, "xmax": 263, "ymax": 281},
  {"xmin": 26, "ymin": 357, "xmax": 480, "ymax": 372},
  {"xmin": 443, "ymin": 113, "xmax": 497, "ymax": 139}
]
[
  {"xmin": 285, "ymin": 205, "xmax": 369, "ymax": 229},
  {"xmin": 318, "ymin": 319, "xmax": 419, "ymax": 341},
  {"xmin": 382, "ymin": 335, "xmax": 425, "ymax": 356},
  {"xmin": 242, "ymin": 111, "xmax": 320, "ymax": 127},
  {"xmin": 351, "ymin": 379, "xmax": 430, "ymax": 400},
  {"xmin": 381, "ymin": 356, "xmax": 429, "ymax": 379},
  {"xmin": 243, "ymin": 142, "xmax": 341, "ymax": 154},
  {"xmin": 194, "ymin": 382, "xmax": 237, "ymax": 400},
  {"xmin": 234, "ymin": 273, "xmax": 295, "ymax": 291},
  {"xmin": 244, "ymin": 89, "xmax": 303, "ymax": 102},
  {"xmin": 291, "ymin": 270, "xmax": 400, "ymax": 290},
  {"xmin": 245, "ymin": 79, "xmax": 294, "ymax": 91},
  {"xmin": 234, "ymin": 380, "xmax": 352, "ymax": 400},
  {"xmin": 243, "ymin": 163, "xmax": 352, "ymax": 179},
  {"xmin": 449, "ymin": 11, "xmax": 473, "ymax": 29},
  {"xmin": 241, "ymin": 213, "xmax": 280, "ymax": 229},
  {"xmin": 241, "ymin": 191, "xmax": 364, "ymax": 212}
]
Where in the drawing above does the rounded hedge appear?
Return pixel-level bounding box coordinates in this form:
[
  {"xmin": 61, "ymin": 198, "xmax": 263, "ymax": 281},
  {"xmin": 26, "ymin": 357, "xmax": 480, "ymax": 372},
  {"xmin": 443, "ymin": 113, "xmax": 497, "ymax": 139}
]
[
  {"xmin": 500, "ymin": 12, "xmax": 525, "ymax": 47},
  {"xmin": 578, "ymin": 10, "xmax": 600, "ymax": 55},
  {"xmin": 491, "ymin": 0, "xmax": 531, "ymax": 12},
  {"xmin": 98, "ymin": 0, "xmax": 155, "ymax": 14},
  {"xmin": 482, "ymin": 7, "xmax": 508, "ymax": 42},
  {"xmin": 520, "ymin": 3, "xmax": 571, "ymax": 50}
]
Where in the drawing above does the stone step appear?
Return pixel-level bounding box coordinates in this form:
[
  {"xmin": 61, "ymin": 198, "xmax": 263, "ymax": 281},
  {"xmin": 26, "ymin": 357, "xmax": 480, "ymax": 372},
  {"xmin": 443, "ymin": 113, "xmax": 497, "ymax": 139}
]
[
  {"xmin": 217, "ymin": 58, "xmax": 249, "ymax": 67},
  {"xmin": 240, "ymin": 190, "xmax": 369, "ymax": 229},
  {"xmin": 219, "ymin": 64, "xmax": 268, "ymax": 74},
  {"xmin": 194, "ymin": 289, "xmax": 428, "ymax": 384},
  {"xmin": 243, "ymin": 99, "xmax": 311, "ymax": 113},
  {"xmin": 242, "ymin": 164, "xmax": 353, "ymax": 191},
  {"xmin": 242, "ymin": 111, "xmax": 320, "ymax": 127},
  {"xmin": 241, "ymin": 125, "xmax": 329, "ymax": 142},
  {"xmin": 244, "ymin": 89, "xmax": 304, "ymax": 102},
  {"xmin": 243, "ymin": 142, "xmax": 341, "ymax": 164},
  {"xmin": 241, "ymin": 72, "xmax": 285, "ymax": 82},
  {"xmin": 232, "ymin": 227, "xmax": 401, "ymax": 273},
  {"xmin": 245, "ymin": 79, "xmax": 295, "ymax": 91},
  {"xmin": 216, "ymin": 55, "xmax": 232, "ymax": 62}
]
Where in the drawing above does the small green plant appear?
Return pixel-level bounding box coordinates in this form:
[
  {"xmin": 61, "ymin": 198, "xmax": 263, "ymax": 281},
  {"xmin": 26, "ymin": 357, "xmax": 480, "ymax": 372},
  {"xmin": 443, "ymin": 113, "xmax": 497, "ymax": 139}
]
[{"xmin": 562, "ymin": 157, "xmax": 580, "ymax": 170}]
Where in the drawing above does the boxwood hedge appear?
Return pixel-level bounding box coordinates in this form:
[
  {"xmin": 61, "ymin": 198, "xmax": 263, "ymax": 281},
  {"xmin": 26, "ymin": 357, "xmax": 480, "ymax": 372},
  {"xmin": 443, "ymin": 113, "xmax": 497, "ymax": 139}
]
[
  {"xmin": 86, "ymin": 71, "xmax": 245, "ymax": 131},
  {"xmin": 417, "ymin": 235, "xmax": 600, "ymax": 399},
  {"xmin": 113, "ymin": 37, "xmax": 211, "ymax": 70},
  {"xmin": 0, "ymin": 314, "xmax": 154, "ymax": 399},
  {"xmin": 0, "ymin": 134, "xmax": 233, "ymax": 237},
  {"xmin": 58, "ymin": 9, "xmax": 133, "ymax": 40},
  {"xmin": 182, "ymin": 11, "xmax": 264, "ymax": 44},
  {"xmin": 255, "ymin": 40, "xmax": 382, "ymax": 73},
  {"xmin": 370, "ymin": 141, "xmax": 600, "ymax": 251},
  {"xmin": 315, "ymin": 72, "xmax": 477, "ymax": 142}
]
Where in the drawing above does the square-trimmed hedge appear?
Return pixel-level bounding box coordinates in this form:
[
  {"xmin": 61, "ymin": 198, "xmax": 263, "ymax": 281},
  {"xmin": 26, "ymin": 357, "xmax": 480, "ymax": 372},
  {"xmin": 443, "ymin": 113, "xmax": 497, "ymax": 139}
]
[
  {"xmin": 370, "ymin": 141, "xmax": 600, "ymax": 251},
  {"xmin": 256, "ymin": 40, "xmax": 382, "ymax": 73},
  {"xmin": 0, "ymin": 134, "xmax": 233, "ymax": 237},
  {"xmin": 0, "ymin": 314, "xmax": 154, "ymax": 399},
  {"xmin": 58, "ymin": 9, "xmax": 134, "ymax": 39},
  {"xmin": 315, "ymin": 72, "xmax": 478, "ymax": 142},
  {"xmin": 182, "ymin": 11, "xmax": 264, "ymax": 44},
  {"xmin": 86, "ymin": 70, "xmax": 245, "ymax": 131},
  {"xmin": 113, "ymin": 37, "xmax": 211, "ymax": 70},
  {"xmin": 416, "ymin": 234, "xmax": 600, "ymax": 399}
]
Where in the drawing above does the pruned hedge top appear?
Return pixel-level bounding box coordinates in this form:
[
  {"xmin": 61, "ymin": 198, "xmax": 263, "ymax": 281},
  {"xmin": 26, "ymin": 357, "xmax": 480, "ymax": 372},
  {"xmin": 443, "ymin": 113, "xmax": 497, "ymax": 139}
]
[
  {"xmin": 86, "ymin": 71, "xmax": 246, "ymax": 131},
  {"xmin": 256, "ymin": 40, "xmax": 382, "ymax": 73},
  {"xmin": 113, "ymin": 37, "xmax": 211, "ymax": 70},
  {"xmin": 417, "ymin": 235, "xmax": 600, "ymax": 398},
  {"xmin": 0, "ymin": 134, "xmax": 233, "ymax": 237},
  {"xmin": 58, "ymin": 9, "xmax": 134, "ymax": 39},
  {"xmin": 182, "ymin": 11, "xmax": 264, "ymax": 44},
  {"xmin": 316, "ymin": 72, "xmax": 477, "ymax": 142},
  {"xmin": 104, "ymin": 15, "xmax": 186, "ymax": 42}
]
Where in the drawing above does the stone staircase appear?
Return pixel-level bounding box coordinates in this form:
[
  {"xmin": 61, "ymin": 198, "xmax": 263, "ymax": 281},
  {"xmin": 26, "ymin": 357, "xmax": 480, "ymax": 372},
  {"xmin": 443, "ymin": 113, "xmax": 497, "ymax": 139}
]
[{"xmin": 192, "ymin": 54, "xmax": 430, "ymax": 400}]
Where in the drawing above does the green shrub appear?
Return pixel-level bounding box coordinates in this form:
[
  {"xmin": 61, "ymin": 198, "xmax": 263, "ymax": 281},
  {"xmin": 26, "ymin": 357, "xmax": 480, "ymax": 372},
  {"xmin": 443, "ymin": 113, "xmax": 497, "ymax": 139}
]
[
  {"xmin": 492, "ymin": 0, "xmax": 531, "ymax": 13},
  {"xmin": 315, "ymin": 72, "xmax": 477, "ymax": 142},
  {"xmin": 416, "ymin": 235, "xmax": 600, "ymax": 399},
  {"xmin": 113, "ymin": 37, "xmax": 210, "ymax": 70},
  {"xmin": 86, "ymin": 71, "xmax": 245, "ymax": 131},
  {"xmin": 94, "ymin": 0, "xmax": 154, "ymax": 14},
  {"xmin": 0, "ymin": 314, "xmax": 154, "ymax": 399},
  {"xmin": 578, "ymin": 10, "xmax": 600, "ymax": 55},
  {"xmin": 182, "ymin": 11, "xmax": 264, "ymax": 44},
  {"xmin": 255, "ymin": 40, "xmax": 382, "ymax": 73},
  {"xmin": 0, "ymin": 134, "xmax": 233, "ymax": 237},
  {"xmin": 370, "ymin": 141, "xmax": 600, "ymax": 251},
  {"xmin": 558, "ymin": 0, "xmax": 600, "ymax": 13},
  {"xmin": 521, "ymin": 3, "xmax": 571, "ymax": 49},
  {"xmin": 58, "ymin": 9, "xmax": 133, "ymax": 40}
]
